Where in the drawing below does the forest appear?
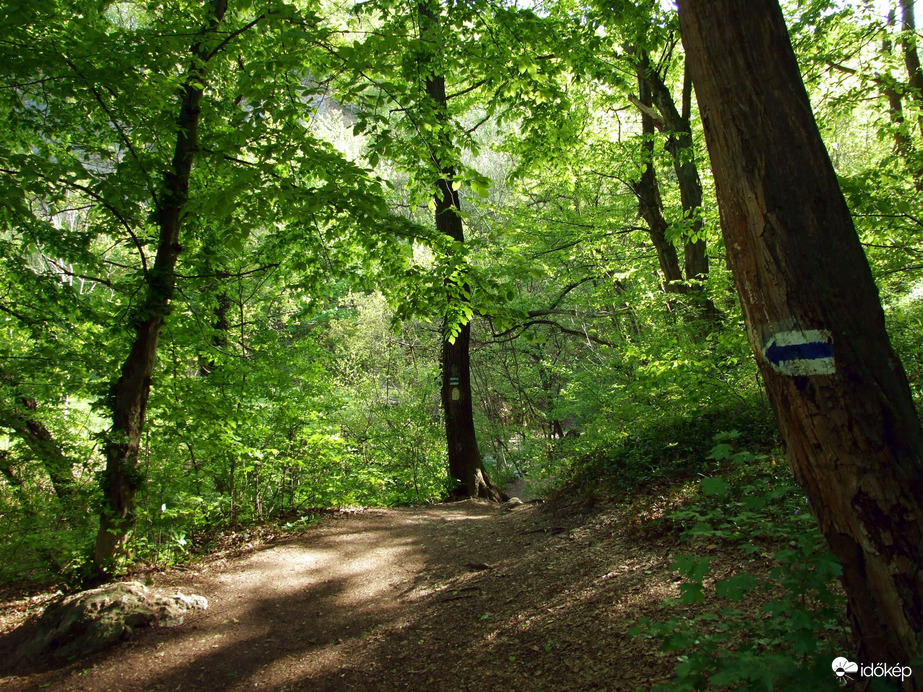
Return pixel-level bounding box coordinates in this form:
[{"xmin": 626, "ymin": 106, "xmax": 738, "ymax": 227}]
[{"xmin": 2, "ymin": 0, "xmax": 923, "ymax": 688}]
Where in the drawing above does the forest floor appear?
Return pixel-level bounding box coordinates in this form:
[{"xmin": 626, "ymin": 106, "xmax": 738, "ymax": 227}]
[{"xmin": 0, "ymin": 485, "xmax": 770, "ymax": 691}]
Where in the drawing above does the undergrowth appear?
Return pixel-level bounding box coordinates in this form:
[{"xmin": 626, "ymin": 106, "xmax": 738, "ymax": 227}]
[
  {"xmin": 630, "ymin": 431, "xmax": 854, "ymax": 691},
  {"xmin": 565, "ymin": 404, "xmax": 778, "ymax": 494}
]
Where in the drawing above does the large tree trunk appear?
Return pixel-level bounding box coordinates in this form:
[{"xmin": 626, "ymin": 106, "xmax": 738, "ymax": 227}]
[
  {"xmin": 92, "ymin": 0, "xmax": 228, "ymax": 579},
  {"xmin": 632, "ymin": 72, "xmax": 686, "ymax": 294},
  {"xmin": 419, "ymin": 1, "xmax": 503, "ymax": 501},
  {"xmin": 679, "ymin": 0, "xmax": 923, "ymax": 678}
]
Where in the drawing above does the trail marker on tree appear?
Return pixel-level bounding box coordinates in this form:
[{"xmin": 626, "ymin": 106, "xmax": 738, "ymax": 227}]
[
  {"xmin": 680, "ymin": 0, "xmax": 923, "ymax": 677},
  {"xmin": 762, "ymin": 328, "xmax": 835, "ymax": 376}
]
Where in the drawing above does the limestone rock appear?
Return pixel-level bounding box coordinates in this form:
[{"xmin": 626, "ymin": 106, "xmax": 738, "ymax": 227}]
[{"xmin": 14, "ymin": 581, "xmax": 207, "ymax": 663}]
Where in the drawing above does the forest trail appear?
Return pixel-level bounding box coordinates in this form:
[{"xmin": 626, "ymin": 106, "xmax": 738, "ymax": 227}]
[{"xmin": 0, "ymin": 497, "xmax": 689, "ymax": 691}]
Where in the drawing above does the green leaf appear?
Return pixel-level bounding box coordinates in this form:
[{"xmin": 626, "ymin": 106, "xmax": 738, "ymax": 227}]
[
  {"xmin": 715, "ymin": 573, "xmax": 758, "ymax": 601},
  {"xmin": 707, "ymin": 443, "xmax": 734, "ymax": 460},
  {"xmin": 679, "ymin": 582, "xmax": 704, "ymax": 604},
  {"xmin": 471, "ymin": 180, "xmax": 490, "ymax": 197},
  {"xmin": 672, "ymin": 554, "xmax": 711, "ymax": 582},
  {"xmin": 701, "ymin": 477, "xmax": 729, "ymax": 497}
]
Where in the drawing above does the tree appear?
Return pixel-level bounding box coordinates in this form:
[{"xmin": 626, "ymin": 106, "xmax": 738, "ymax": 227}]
[
  {"xmin": 566, "ymin": 4, "xmax": 716, "ymax": 316},
  {"xmin": 2, "ymin": 0, "xmax": 421, "ymax": 578},
  {"xmin": 882, "ymin": 8, "xmax": 921, "ymax": 182},
  {"xmin": 418, "ymin": 0, "xmax": 504, "ymax": 501},
  {"xmin": 679, "ymin": 0, "xmax": 923, "ymax": 676},
  {"xmin": 631, "ymin": 71, "xmax": 685, "ymax": 294},
  {"xmin": 341, "ymin": 0, "xmax": 568, "ymax": 499},
  {"xmin": 900, "ymin": 0, "xmax": 923, "ymax": 138},
  {"xmin": 630, "ymin": 51, "xmax": 709, "ymax": 288},
  {"xmin": 92, "ymin": 0, "xmax": 231, "ymax": 579}
]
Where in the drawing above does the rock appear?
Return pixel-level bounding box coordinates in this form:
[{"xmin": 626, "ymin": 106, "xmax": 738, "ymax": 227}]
[
  {"xmin": 502, "ymin": 497, "xmax": 524, "ymax": 511},
  {"xmin": 13, "ymin": 581, "xmax": 207, "ymax": 664}
]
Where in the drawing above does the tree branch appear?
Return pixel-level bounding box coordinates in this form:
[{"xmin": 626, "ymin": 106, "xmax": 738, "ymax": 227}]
[
  {"xmin": 487, "ymin": 318, "xmax": 614, "ymax": 346},
  {"xmin": 175, "ymin": 263, "xmax": 280, "ymax": 280},
  {"xmin": 43, "ymin": 256, "xmax": 114, "ymax": 287},
  {"xmin": 544, "ymin": 276, "xmax": 596, "ymax": 310},
  {"xmin": 628, "ymin": 94, "xmax": 666, "ymax": 129},
  {"xmin": 447, "ymin": 79, "xmax": 487, "ymax": 100},
  {"xmin": 205, "ymin": 13, "xmax": 267, "ymax": 62}
]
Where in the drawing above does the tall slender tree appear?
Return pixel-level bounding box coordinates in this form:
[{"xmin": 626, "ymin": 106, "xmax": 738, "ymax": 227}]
[
  {"xmin": 93, "ymin": 0, "xmax": 230, "ymax": 577},
  {"xmin": 680, "ymin": 0, "xmax": 923, "ymax": 677},
  {"xmin": 623, "ymin": 43, "xmax": 715, "ymax": 317},
  {"xmin": 418, "ymin": 0, "xmax": 504, "ymax": 501},
  {"xmin": 634, "ymin": 53, "xmax": 709, "ymax": 286},
  {"xmin": 882, "ymin": 9, "xmax": 918, "ymax": 174}
]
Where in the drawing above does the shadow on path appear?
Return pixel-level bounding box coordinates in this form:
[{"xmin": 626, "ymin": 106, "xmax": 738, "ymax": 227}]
[{"xmin": 0, "ymin": 499, "xmax": 684, "ymax": 691}]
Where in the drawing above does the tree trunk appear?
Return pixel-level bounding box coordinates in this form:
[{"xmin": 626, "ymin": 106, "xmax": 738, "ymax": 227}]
[
  {"xmin": 881, "ymin": 10, "xmax": 923, "ymax": 193},
  {"xmin": 633, "ymin": 53, "xmax": 716, "ymax": 319},
  {"xmin": 680, "ymin": 0, "xmax": 923, "ymax": 678},
  {"xmin": 92, "ymin": 0, "xmax": 228, "ymax": 579},
  {"xmin": 639, "ymin": 57, "xmax": 710, "ymax": 283},
  {"xmin": 419, "ymin": 1, "xmax": 503, "ymax": 501},
  {"xmin": 632, "ymin": 72, "xmax": 686, "ymax": 294},
  {"xmin": 442, "ymin": 321, "xmax": 501, "ymax": 500},
  {"xmin": 883, "ymin": 10, "xmax": 919, "ymax": 174},
  {"xmin": 900, "ymin": 0, "xmax": 923, "ymax": 138},
  {"xmin": 0, "ymin": 397, "xmax": 78, "ymax": 521}
]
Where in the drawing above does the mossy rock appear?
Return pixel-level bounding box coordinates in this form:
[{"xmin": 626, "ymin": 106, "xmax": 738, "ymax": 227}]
[{"xmin": 13, "ymin": 581, "xmax": 207, "ymax": 664}]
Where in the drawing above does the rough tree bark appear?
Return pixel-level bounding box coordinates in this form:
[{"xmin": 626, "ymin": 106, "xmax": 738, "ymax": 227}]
[
  {"xmin": 419, "ymin": 1, "xmax": 503, "ymax": 501},
  {"xmin": 92, "ymin": 0, "xmax": 229, "ymax": 578},
  {"xmin": 679, "ymin": 0, "xmax": 923, "ymax": 678}
]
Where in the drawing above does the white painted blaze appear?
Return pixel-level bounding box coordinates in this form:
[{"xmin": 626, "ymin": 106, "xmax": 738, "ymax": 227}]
[{"xmin": 762, "ymin": 328, "xmax": 835, "ymax": 376}]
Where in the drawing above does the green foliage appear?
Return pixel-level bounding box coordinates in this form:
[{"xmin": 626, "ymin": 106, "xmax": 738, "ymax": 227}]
[
  {"xmin": 0, "ymin": 0, "xmax": 429, "ymax": 580},
  {"xmin": 325, "ymin": 292, "xmax": 450, "ymax": 505},
  {"xmin": 630, "ymin": 436, "xmax": 850, "ymax": 691},
  {"xmin": 0, "ymin": 0, "xmax": 921, "ymax": 595},
  {"xmin": 885, "ymin": 286, "xmax": 923, "ymax": 414}
]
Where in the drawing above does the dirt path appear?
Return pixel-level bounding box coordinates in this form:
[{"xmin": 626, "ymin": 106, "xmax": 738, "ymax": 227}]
[{"xmin": 0, "ymin": 498, "xmax": 685, "ymax": 691}]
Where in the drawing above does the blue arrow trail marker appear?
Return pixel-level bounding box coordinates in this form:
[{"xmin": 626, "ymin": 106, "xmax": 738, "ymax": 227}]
[{"xmin": 762, "ymin": 329, "xmax": 835, "ymax": 376}]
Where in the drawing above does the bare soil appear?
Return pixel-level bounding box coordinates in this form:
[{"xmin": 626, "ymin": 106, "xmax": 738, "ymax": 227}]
[{"xmin": 0, "ymin": 493, "xmax": 752, "ymax": 691}]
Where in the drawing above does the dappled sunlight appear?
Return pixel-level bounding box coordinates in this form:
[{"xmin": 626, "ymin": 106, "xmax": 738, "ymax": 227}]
[
  {"xmin": 3, "ymin": 0, "xmax": 915, "ymax": 688},
  {"xmin": 273, "ymin": 501, "xmax": 690, "ymax": 690},
  {"xmin": 430, "ymin": 514, "xmax": 495, "ymax": 522},
  {"xmin": 0, "ymin": 498, "xmax": 818, "ymax": 690}
]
